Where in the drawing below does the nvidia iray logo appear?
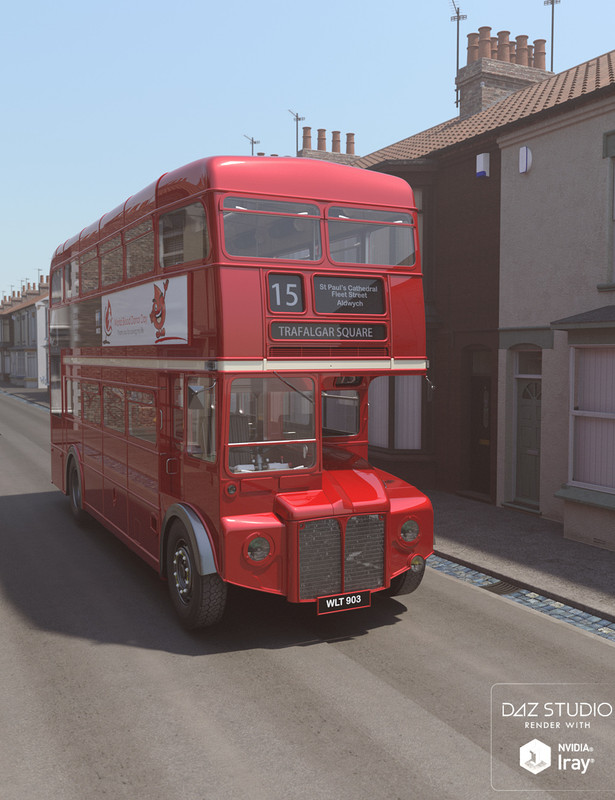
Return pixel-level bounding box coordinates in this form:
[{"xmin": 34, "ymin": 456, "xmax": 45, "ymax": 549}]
[{"xmin": 520, "ymin": 739, "xmax": 552, "ymax": 775}]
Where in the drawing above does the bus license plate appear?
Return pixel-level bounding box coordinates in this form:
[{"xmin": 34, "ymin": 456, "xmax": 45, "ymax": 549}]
[{"xmin": 317, "ymin": 591, "xmax": 371, "ymax": 615}]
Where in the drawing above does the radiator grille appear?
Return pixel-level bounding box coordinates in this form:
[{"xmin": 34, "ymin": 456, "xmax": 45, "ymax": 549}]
[
  {"xmin": 344, "ymin": 514, "xmax": 385, "ymax": 591},
  {"xmin": 299, "ymin": 515, "xmax": 385, "ymax": 600}
]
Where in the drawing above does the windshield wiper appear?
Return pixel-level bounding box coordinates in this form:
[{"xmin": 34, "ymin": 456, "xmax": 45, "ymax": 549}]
[{"xmin": 273, "ymin": 372, "xmax": 314, "ymax": 405}]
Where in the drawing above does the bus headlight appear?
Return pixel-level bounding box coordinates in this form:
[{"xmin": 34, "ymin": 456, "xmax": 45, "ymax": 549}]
[
  {"xmin": 400, "ymin": 518, "xmax": 420, "ymax": 543},
  {"xmin": 246, "ymin": 535, "xmax": 271, "ymax": 562}
]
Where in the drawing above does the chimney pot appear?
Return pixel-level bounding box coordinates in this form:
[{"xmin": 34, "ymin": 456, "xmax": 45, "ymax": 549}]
[
  {"xmin": 317, "ymin": 128, "xmax": 327, "ymax": 151},
  {"xmin": 467, "ymin": 32, "xmax": 479, "ymax": 64},
  {"xmin": 332, "ymin": 130, "xmax": 341, "ymax": 153},
  {"xmin": 497, "ymin": 31, "xmax": 510, "ymax": 62},
  {"xmin": 302, "ymin": 126, "xmax": 312, "ymax": 150},
  {"xmin": 346, "ymin": 133, "xmax": 355, "ymax": 155},
  {"xmin": 516, "ymin": 35, "xmax": 529, "ymax": 66},
  {"xmin": 509, "ymin": 41, "xmax": 517, "ymax": 63},
  {"xmin": 527, "ymin": 44, "xmax": 534, "ymax": 67},
  {"xmin": 478, "ymin": 26, "xmax": 492, "ymax": 59},
  {"xmin": 490, "ymin": 37, "xmax": 498, "ymax": 59},
  {"xmin": 533, "ymin": 38, "xmax": 547, "ymax": 70}
]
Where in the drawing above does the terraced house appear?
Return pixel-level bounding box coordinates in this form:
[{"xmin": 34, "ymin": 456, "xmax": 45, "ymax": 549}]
[
  {"xmin": 0, "ymin": 280, "xmax": 49, "ymax": 388},
  {"xmin": 356, "ymin": 27, "xmax": 615, "ymax": 550}
]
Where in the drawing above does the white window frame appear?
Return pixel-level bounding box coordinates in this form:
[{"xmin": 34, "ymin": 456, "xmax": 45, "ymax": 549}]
[{"xmin": 569, "ymin": 344, "xmax": 615, "ymax": 494}]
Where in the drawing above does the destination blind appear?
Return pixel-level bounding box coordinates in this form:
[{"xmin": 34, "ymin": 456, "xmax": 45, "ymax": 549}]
[
  {"xmin": 314, "ymin": 277, "xmax": 384, "ymax": 314},
  {"xmin": 271, "ymin": 322, "xmax": 387, "ymax": 341}
]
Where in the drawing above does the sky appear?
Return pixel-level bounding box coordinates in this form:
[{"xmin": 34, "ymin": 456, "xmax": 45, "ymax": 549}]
[{"xmin": 1, "ymin": 0, "xmax": 613, "ymax": 298}]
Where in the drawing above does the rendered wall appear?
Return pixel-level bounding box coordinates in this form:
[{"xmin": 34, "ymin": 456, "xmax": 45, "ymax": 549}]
[{"xmin": 497, "ymin": 97, "xmax": 615, "ymax": 529}]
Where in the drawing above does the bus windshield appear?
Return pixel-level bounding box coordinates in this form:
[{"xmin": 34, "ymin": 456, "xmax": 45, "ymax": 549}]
[
  {"xmin": 222, "ymin": 197, "xmax": 321, "ymax": 261},
  {"xmin": 228, "ymin": 375, "xmax": 316, "ymax": 473},
  {"xmin": 328, "ymin": 207, "xmax": 415, "ymax": 267}
]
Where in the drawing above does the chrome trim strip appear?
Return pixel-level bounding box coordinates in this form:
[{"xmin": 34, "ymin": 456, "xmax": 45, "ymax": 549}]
[{"xmin": 63, "ymin": 355, "xmax": 428, "ymax": 372}]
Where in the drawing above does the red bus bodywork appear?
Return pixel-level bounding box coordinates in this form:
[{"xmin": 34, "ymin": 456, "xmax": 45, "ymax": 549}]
[{"xmin": 49, "ymin": 156, "xmax": 433, "ymax": 627}]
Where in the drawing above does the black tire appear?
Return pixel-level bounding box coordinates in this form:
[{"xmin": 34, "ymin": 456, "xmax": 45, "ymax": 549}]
[
  {"xmin": 166, "ymin": 520, "xmax": 227, "ymax": 629},
  {"xmin": 68, "ymin": 459, "xmax": 87, "ymax": 523},
  {"xmin": 383, "ymin": 567, "xmax": 425, "ymax": 597}
]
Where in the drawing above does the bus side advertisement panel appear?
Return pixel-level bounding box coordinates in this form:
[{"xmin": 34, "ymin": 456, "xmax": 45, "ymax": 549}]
[{"xmin": 102, "ymin": 275, "xmax": 188, "ymax": 347}]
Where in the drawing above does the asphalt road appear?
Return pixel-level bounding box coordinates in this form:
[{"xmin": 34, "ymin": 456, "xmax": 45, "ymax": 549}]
[{"xmin": 1, "ymin": 392, "xmax": 614, "ymax": 800}]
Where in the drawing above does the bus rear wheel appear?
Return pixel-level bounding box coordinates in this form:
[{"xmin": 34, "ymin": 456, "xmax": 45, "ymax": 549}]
[
  {"xmin": 166, "ymin": 521, "xmax": 227, "ymax": 629},
  {"xmin": 68, "ymin": 459, "xmax": 87, "ymax": 523}
]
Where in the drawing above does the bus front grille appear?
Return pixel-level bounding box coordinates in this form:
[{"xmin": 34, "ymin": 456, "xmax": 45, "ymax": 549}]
[{"xmin": 298, "ymin": 515, "xmax": 385, "ymax": 600}]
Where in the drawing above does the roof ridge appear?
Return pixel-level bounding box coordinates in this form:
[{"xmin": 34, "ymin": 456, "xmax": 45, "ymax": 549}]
[{"xmin": 356, "ymin": 48, "xmax": 615, "ymax": 168}]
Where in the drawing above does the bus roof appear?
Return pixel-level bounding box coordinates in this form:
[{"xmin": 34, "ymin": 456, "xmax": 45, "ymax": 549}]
[{"xmin": 52, "ymin": 156, "xmax": 416, "ymax": 262}]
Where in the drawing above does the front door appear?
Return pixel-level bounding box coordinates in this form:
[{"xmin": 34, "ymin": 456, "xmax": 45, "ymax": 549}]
[
  {"xmin": 469, "ymin": 375, "xmax": 491, "ymax": 495},
  {"xmin": 515, "ymin": 379, "xmax": 541, "ymax": 507}
]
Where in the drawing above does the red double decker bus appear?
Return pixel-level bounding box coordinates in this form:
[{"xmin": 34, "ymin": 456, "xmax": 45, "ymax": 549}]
[{"xmin": 49, "ymin": 156, "xmax": 433, "ymax": 628}]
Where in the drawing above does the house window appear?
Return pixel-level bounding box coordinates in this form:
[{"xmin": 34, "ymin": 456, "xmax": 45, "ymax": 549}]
[{"xmin": 571, "ymin": 346, "xmax": 615, "ymax": 492}]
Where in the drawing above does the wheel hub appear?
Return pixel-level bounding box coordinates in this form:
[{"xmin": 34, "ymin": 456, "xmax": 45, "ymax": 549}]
[{"xmin": 172, "ymin": 544, "xmax": 192, "ymax": 604}]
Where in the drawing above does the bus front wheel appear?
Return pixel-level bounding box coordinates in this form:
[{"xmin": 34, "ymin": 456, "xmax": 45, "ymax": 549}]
[
  {"xmin": 384, "ymin": 567, "xmax": 425, "ymax": 597},
  {"xmin": 166, "ymin": 521, "xmax": 227, "ymax": 629}
]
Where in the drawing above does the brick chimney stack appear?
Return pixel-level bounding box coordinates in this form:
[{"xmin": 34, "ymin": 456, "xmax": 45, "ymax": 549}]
[
  {"xmin": 456, "ymin": 26, "xmax": 553, "ymax": 118},
  {"xmin": 297, "ymin": 127, "xmax": 359, "ymax": 163}
]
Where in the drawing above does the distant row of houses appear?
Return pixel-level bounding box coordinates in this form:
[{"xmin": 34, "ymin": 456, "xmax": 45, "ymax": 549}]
[{"xmin": 0, "ymin": 281, "xmax": 49, "ymax": 388}]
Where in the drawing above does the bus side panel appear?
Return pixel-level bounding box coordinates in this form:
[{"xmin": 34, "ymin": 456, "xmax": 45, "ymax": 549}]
[
  {"xmin": 218, "ymin": 268, "xmax": 263, "ymax": 359},
  {"xmin": 102, "ymin": 434, "xmax": 128, "ymax": 535},
  {"xmin": 83, "ymin": 423, "xmax": 104, "ymax": 513},
  {"xmin": 127, "ymin": 440, "xmax": 160, "ymax": 560},
  {"xmin": 389, "ymin": 275, "xmax": 426, "ymax": 358}
]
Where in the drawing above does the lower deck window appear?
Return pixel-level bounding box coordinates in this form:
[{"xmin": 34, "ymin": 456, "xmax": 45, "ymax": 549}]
[{"xmin": 186, "ymin": 377, "xmax": 216, "ymax": 461}]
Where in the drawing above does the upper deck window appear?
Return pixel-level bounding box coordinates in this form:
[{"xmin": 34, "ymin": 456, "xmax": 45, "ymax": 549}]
[
  {"xmin": 222, "ymin": 197, "xmax": 321, "ymax": 261},
  {"xmin": 327, "ymin": 207, "xmax": 415, "ymax": 267},
  {"xmin": 50, "ymin": 269, "xmax": 63, "ymax": 304},
  {"xmin": 126, "ymin": 220, "xmax": 154, "ymax": 278},
  {"xmin": 160, "ymin": 203, "xmax": 209, "ymax": 269}
]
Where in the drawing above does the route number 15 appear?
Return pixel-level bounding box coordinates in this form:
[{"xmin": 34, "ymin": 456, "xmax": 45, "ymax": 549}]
[{"xmin": 268, "ymin": 274, "xmax": 304, "ymax": 312}]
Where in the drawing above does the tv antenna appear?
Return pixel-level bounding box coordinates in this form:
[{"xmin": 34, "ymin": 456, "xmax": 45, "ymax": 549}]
[
  {"xmin": 449, "ymin": 1, "xmax": 467, "ymax": 107},
  {"xmin": 243, "ymin": 134, "xmax": 260, "ymax": 156},
  {"xmin": 544, "ymin": 0, "xmax": 560, "ymax": 72},
  {"xmin": 288, "ymin": 109, "xmax": 305, "ymax": 155}
]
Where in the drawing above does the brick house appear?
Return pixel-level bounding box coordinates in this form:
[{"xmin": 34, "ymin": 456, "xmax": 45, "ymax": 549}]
[{"xmin": 352, "ymin": 28, "xmax": 615, "ymax": 550}]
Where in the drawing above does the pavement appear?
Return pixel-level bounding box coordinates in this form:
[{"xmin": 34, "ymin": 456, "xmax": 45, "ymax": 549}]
[
  {"xmin": 0, "ymin": 383, "xmax": 50, "ymax": 409},
  {"xmin": 2, "ymin": 381, "xmax": 614, "ymax": 626},
  {"xmin": 427, "ymin": 490, "xmax": 615, "ymax": 627}
]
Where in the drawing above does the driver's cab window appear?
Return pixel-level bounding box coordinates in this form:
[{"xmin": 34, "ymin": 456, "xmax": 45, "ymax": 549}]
[
  {"xmin": 322, "ymin": 390, "xmax": 360, "ymax": 437},
  {"xmin": 228, "ymin": 376, "xmax": 316, "ymax": 473}
]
